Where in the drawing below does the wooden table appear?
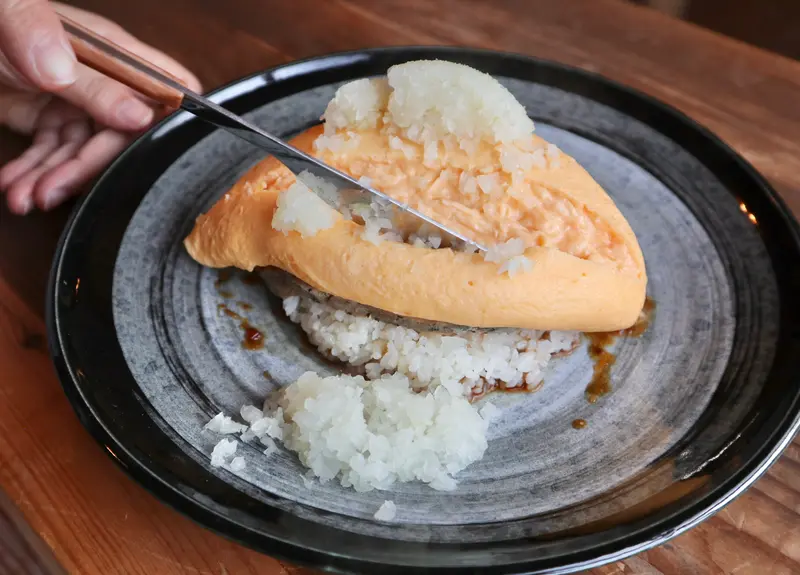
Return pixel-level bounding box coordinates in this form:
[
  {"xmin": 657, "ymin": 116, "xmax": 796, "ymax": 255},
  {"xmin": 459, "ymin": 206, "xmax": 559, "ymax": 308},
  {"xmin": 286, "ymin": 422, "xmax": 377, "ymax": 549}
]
[{"xmin": 1, "ymin": 1, "xmax": 799, "ymax": 573}]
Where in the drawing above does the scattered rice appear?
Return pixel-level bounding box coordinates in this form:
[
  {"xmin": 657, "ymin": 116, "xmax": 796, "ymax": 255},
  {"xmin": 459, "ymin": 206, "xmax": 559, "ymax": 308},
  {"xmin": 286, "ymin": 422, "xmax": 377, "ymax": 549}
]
[
  {"xmin": 475, "ymin": 173, "xmax": 502, "ymax": 196},
  {"xmin": 459, "ymin": 172, "xmax": 479, "ymax": 196},
  {"xmin": 210, "ymin": 438, "xmax": 238, "ymax": 467},
  {"xmin": 546, "ymin": 143, "xmax": 561, "ymax": 168},
  {"xmin": 204, "ymin": 413, "xmax": 247, "ymax": 434},
  {"xmin": 284, "ymin": 295, "xmax": 578, "ymax": 399},
  {"xmin": 409, "ymin": 233, "xmax": 441, "ymax": 249},
  {"xmin": 272, "ymin": 173, "xmax": 338, "ymax": 237},
  {"xmin": 250, "ymin": 410, "xmax": 284, "ymax": 441},
  {"xmin": 283, "ymin": 294, "xmax": 300, "ymax": 316},
  {"xmin": 240, "ymin": 405, "xmax": 263, "ymax": 424},
  {"xmin": 374, "ymin": 500, "xmax": 397, "ymax": 521},
  {"xmin": 301, "ymin": 470, "xmax": 316, "ymax": 488},
  {"xmin": 499, "ymin": 255, "xmax": 533, "ymax": 277},
  {"xmin": 423, "ymin": 140, "xmax": 439, "ymax": 165},
  {"xmin": 262, "ymin": 436, "xmax": 278, "ymax": 457},
  {"xmin": 351, "ymin": 199, "xmax": 404, "ymax": 245},
  {"xmin": 483, "ymin": 238, "xmax": 534, "ymax": 277},
  {"xmin": 478, "ymin": 402, "xmax": 500, "ymax": 422},
  {"xmin": 389, "ymin": 136, "xmax": 417, "ymax": 159}
]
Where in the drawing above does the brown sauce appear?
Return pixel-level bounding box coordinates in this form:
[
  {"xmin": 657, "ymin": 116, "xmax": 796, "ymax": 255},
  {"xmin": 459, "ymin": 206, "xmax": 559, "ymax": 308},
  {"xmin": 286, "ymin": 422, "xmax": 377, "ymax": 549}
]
[
  {"xmin": 218, "ymin": 304, "xmax": 265, "ymax": 350},
  {"xmin": 238, "ymin": 301, "xmax": 253, "ymax": 311},
  {"xmin": 584, "ymin": 297, "xmax": 655, "ymax": 404},
  {"xmin": 620, "ymin": 297, "xmax": 656, "ymax": 338},
  {"xmin": 243, "ymin": 326, "xmax": 264, "ymax": 350},
  {"xmin": 214, "ymin": 269, "xmax": 233, "ymax": 288},
  {"xmin": 218, "ymin": 304, "xmax": 242, "ymax": 320},
  {"xmin": 572, "ymin": 418, "xmax": 587, "ymax": 430},
  {"xmin": 218, "ymin": 290, "xmax": 234, "ymax": 299},
  {"xmin": 242, "ymin": 272, "xmax": 262, "ymax": 285},
  {"xmin": 468, "ymin": 374, "xmax": 545, "ymax": 402},
  {"xmin": 585, "ymin": 341, "xmax": 615, "ymax": 403}
]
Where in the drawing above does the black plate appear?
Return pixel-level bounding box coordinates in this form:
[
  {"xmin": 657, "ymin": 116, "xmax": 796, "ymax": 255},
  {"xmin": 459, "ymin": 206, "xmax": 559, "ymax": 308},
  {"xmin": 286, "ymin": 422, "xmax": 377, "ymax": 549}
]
[{"xmin": 48, "ymin": 47, "xmax": 800, "ymax": 574}]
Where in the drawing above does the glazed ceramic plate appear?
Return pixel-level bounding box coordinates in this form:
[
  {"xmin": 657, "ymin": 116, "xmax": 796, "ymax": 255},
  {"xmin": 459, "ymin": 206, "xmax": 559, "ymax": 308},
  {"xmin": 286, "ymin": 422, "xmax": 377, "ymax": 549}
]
[{"xmin": 48, "ymin": 47, "xmax": 800, "ymax": 574}]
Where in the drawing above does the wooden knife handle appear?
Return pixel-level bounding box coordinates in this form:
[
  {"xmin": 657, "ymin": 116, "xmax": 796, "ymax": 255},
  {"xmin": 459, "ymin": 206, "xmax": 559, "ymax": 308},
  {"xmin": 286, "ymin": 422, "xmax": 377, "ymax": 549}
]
[{"xmin": 60, "ymin": 14, "xmax": 185, "ymax": 111}]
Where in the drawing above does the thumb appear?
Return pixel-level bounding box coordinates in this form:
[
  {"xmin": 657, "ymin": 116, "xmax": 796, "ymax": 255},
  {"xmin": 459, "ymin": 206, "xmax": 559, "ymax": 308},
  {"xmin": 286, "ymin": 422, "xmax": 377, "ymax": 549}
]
[{"xmin": 0, "ymin": 0, "xmax": 77, "ymax": 90}]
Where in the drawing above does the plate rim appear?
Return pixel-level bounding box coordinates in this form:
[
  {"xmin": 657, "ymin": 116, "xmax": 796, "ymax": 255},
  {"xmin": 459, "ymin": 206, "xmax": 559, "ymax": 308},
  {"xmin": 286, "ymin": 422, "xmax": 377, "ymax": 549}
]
[{"xmin": 46, "ymin": 45, "xmax": 800, "ymax": 574}]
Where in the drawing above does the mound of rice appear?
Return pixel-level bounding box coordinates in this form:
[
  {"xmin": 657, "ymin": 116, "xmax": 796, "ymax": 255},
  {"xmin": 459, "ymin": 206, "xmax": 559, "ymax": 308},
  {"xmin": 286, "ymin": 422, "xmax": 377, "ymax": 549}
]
[
  {"xmin": 321, "ymin": 61, "xmax": 534, "ymax": 149},
  {"xmin": 205, "ymin": 371, "xmax": 497, "ymax": 492},
  {"xmin": 283, "ymin": 295, "xmax": 579, "ymax": 400},
  {"xmin": 385, "ymin": 60, "xmax": 534, "ymax": 146}
]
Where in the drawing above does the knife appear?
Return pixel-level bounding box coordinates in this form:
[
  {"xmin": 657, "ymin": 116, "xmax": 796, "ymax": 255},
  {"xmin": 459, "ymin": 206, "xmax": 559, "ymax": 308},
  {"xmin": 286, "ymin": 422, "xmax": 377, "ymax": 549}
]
[{"xmin": 58, "ymin": 14, "xmax": 487, "ymax": 253}]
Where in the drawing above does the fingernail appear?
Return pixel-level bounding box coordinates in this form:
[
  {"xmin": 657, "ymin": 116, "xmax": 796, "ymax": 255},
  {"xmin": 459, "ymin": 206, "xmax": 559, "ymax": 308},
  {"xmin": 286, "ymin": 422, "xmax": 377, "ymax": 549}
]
[
  {"xmin": 43, "ymin": 188, "xmax": 68, "ymax": 210},
  {"xmin": 31, "ymin": 36, "xmax": 76, "ymax": 86},
  {"xmin": 18, "ymin": 194, "xmax": 33, "ymax": 215},
  {"xmin": 115, "ymin": 99, "xmax": 153, "ymax": 128}
]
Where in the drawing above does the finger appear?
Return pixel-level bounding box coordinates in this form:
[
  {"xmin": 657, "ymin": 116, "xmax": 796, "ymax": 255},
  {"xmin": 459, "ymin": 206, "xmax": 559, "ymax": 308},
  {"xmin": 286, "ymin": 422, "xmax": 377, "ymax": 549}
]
[
  {"xmin": 0, "ymin": 127, "xmax": 59, "ymax": 189},
  {"xmin": 35, "ymin": 96, "xmax": 87, "ymax": 129},
  {"xmin": 0, "ymin": 91, "xmax": 52, "ymax": 133},
  {"xmin": 0, "ymin": 0, "xmax": 77, "ymax": 90},
  {"xmin": 6, "ymin": 121, "xmax": 92, "ymax": 211},
  {"xmin": 56, "ymin": 64, "xmax": 155, "ymax": 131},
  {"xmin": 53, "ymin": 3, "xmax": 203, "ymax": 93},
  {"xmin": 34, "ymin": 129, "xmax": 130, "ymax": 209},
  {"xmin": 0, "ymin": 98, "xmax": 88, "ymax": 188}
]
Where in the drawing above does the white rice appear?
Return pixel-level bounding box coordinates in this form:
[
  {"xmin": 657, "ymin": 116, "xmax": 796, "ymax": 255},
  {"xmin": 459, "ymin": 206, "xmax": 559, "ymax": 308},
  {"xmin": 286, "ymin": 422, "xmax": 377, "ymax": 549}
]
[
  {"xmin": 204, "ymin": 291, "xmax": 578, "ymax": 492},
  {"xmin": 374, "ymin": 500, "xmax": 397, "ymax": 521},
  {"xmin": 283, "ymin": 295, "xmax": 578, "ymax": 399},
  {"xmin": 479, "ymin": 401, "xmax": 501, "ymax": 422},
  {"xmin": 296, "ymin": 170, "xmax": 340, "ymax": 207},
  {"xmin": 204, "ymin": 413, "xmax": 247, "ymax": 434},
  {"xmin": 210, "ymin": 438, "xmax": 238, "ymax": 467},
  {"xmin": 483, "ymin": 238, "xmax": 533, "ymax": 277},
  {"xmin": 240, "ymin": 405, "xmax": 263, "ymax": 424},
  {"xmin": 271, "ymin": 173, "xmax": 338, "ymax": 237},
  {"xmin": 321, "ymin": 77, "xmax": 391, "ymax": 135},
  {"xmin": 349, "ymin": 198, "xmax": 404, "ymax": 245},
  {"xmin": 238, "ymin": 371, "xmax": 490, "ymax": 491},
  {"xmin": 261, "ymin": 436, "xmax": 278, "ymax": 457},
  {"xmin": 319, "ymin": 61, "xmax": 553, "ymax": 180},
  {"xmin": 385, "ymin": 60, "xmax": 534, "ymax": 146}
]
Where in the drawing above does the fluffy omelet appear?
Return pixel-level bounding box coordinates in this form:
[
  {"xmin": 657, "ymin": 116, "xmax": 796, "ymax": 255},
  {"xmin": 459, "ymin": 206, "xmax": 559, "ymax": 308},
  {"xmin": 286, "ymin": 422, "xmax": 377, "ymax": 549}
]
[{"xmin": 185, "ymin": 61, "xmax": 646, "ymax": 332}]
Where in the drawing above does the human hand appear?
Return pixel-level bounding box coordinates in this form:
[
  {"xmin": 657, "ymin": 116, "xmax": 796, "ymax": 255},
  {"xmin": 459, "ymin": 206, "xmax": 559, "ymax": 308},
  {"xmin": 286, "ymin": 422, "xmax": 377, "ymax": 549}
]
[{"xmin": 0, "ymin": 1, "xmax": 201, "ymax": 214}]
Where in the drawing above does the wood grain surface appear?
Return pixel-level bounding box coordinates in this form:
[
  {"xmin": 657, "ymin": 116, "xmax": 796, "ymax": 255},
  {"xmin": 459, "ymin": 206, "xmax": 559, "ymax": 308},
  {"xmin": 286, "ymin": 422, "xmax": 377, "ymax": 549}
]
[{"xmin": 0, "ymin": 1, "xmax": 799, "ymax": 574}]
